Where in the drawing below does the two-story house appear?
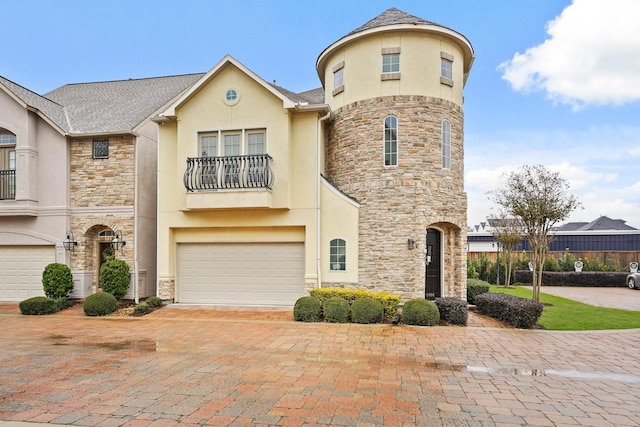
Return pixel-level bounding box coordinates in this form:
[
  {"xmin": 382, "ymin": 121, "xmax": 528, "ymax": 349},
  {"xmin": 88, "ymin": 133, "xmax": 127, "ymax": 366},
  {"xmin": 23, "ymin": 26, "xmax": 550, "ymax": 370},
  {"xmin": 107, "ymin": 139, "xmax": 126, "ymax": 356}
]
[
  {"xmin": 156, "ymin": 8, "xmax": 474, "ymax": 305},
  {"xmin": 0, "ymin": 74, "xmax": 201, "ymax": 301}
]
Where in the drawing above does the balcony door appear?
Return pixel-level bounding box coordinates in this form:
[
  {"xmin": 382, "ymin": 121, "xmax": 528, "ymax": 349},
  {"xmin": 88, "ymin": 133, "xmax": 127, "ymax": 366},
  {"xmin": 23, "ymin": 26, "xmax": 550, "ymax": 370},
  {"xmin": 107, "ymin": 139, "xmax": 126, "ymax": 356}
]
[{"xmin": 0, "ymin": 140, "xmax": 16, "ymax": 200}]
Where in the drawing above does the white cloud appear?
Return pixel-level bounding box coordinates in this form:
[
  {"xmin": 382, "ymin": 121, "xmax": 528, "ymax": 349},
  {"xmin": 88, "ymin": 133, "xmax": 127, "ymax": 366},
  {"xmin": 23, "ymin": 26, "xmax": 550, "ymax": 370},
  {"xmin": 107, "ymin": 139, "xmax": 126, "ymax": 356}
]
[{"xmin": 498, "ymin": 0, "xmax": 640, "ymax": 109}]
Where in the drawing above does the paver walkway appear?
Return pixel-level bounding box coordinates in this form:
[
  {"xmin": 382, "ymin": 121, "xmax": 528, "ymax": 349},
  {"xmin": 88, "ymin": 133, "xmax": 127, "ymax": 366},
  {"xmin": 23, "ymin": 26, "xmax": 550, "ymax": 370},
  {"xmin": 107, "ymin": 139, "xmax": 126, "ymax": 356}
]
[{"xmin": 1, "ymin": 300, "xmax": 639, "ymax": 426}]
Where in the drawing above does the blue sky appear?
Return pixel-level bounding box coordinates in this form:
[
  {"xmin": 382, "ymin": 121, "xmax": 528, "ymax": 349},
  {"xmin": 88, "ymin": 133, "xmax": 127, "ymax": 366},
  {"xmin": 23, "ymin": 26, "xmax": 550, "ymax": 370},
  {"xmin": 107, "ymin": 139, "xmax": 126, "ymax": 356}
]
[{"xmin": 3, "ymin": 0, "xmax": 639, "ymax": 229}]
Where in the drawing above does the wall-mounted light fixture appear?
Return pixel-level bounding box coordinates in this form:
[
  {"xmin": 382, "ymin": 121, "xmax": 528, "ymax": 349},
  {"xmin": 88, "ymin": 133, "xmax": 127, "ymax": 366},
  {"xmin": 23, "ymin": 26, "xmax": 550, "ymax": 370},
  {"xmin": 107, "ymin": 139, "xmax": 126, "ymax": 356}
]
[
  {"xmin": 407, "ymin": 239, "xmax": 415, "ymax": 250},
  {"xmin": 111, "ymin": 230, "xmax": 126, "ymax": 255},
  {"xmin": 63, "ymin": 231, "xmax": 78, "ymax": 255}
]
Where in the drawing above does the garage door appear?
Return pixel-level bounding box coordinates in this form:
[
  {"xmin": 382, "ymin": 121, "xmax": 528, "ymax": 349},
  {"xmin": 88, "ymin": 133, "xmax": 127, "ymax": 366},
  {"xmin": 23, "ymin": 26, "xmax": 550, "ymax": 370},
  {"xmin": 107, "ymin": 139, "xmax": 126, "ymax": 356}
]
[
  {"xmin": 177, "ymin": 242, "xmax": 305, "ymax": 306},
  {"xmin": 0, "ymin": 246, "xmax": 56, "ymax": 302}
]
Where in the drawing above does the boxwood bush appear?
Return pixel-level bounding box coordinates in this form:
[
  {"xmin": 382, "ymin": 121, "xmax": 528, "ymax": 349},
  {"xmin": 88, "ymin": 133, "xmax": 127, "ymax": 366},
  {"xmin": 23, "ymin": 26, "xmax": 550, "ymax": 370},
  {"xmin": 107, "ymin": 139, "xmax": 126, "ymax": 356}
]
[
  {"xmin": 145, "ymin": 296, "xmax": 163, "ymax": 308},
  {"xmin": 402, "ymin": 299, "xmax": 440, "ymax": 326},
  {"xmin": 434, "ymin": 297, "xmax": 468, "ymax": 325},
  {"xmin": 42, "ymin": 263, "xmax": 74, "ymax": 299},
  {"xmin": 99, "ymin": 259, "xmax": 131, "ymax": 300},
  {"xmin": 83, "ymin": 292, "xmax": 118, "ymax": 316},
  {"xmin": 293, "ymin": 296, "xmax": 322, "ymax": 322},
  {"xmin": 474, "ymin": 293, "xmax": 543, "ymax": 329},
  {"xmin": 19, "ymin": 296, "xmax": 59, "ymax": 315},
  {"xmin": 323, "ymin": 296, "xmax": 350, "ymax": 323},
  {"xmin": 308, "ymin": 288, "xmax": 401, "ymax": 319},
  {"xmin": 467, "ymin": 279, "xmax": 490, "ymax": 303},
  {"xmin": 134, "ymin": 303, "xmax": 150, "ymax": 315},
  {"xmin": 351, "ymin": 297, "xmax": 384, "ymax": 324}
]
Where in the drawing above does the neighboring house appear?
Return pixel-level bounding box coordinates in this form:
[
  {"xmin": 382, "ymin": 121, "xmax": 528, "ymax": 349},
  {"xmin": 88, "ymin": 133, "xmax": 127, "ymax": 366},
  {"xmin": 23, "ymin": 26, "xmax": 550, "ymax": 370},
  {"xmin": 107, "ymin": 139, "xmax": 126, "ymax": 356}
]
[
  {"xmin": 468, "ymin": 216, "xmax": 640, "ymax": 253},
  {"xmin": 0, "ymin": 73, "xmax": 202, "ymax": 301},
  {"xmin": 156, "ymin": 8, "xmax": 474, "ymax": 305}
]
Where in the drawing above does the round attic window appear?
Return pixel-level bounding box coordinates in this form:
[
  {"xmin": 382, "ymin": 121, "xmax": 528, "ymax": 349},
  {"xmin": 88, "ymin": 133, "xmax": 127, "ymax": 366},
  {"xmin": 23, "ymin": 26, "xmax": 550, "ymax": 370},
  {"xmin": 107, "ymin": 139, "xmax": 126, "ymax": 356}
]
[{"xmin": 224, "ymin": 89, "xmax": 239, "ymax": 105}]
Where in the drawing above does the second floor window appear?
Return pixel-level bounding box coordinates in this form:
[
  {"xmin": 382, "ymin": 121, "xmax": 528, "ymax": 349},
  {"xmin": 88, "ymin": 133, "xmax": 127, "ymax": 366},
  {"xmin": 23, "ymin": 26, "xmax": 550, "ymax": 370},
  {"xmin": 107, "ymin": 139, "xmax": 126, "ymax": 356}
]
[
  {"xmin": 382, "ymin": 54, "xmax": 400, "ymax": 73},
  {"xmin": 199, "ymin": 129, "xmax": 266, "ymax": 157},
  {"xmin": 442, "ymin": 119, "xmax": 451, "ymax": 169},
  {"xmin": 201, "ymin": 135, "xmax": 217, "ymax": 156},
  {"xmin": 93, "ymin": 140, "xmax": 109, "ymax": 159},
  {"xmin": 384, "ymin": 116, "xmax": 398, "ymax": 166}
]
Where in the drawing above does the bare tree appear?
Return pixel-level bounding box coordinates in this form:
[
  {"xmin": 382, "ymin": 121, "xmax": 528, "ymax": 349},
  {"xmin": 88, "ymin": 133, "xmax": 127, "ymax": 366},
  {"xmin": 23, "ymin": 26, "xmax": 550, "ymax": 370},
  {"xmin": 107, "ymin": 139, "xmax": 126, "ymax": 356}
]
[
  {"xmin": 489, "ymin": 212, "xmax": 525, "ymax": 288},
  {"xmin": 490, "ymin": 165, "xmax": 580, "ymax": 302}
]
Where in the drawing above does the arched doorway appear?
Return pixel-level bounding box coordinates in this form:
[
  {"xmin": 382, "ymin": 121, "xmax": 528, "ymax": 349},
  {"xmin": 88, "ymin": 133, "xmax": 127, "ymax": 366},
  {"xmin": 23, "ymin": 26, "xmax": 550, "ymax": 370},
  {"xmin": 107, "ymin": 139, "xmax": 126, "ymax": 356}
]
[{"xmin": 425, "ymin": 228, "xmax": 442, "ymax": 299}]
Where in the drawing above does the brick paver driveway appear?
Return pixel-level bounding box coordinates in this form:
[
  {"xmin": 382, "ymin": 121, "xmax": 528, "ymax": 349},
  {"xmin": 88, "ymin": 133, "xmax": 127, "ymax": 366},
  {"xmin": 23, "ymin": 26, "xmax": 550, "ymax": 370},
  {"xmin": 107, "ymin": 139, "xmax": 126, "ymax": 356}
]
[{"xmin": 1, "ymin": 304, "xmax": 639, "ymax": 426}]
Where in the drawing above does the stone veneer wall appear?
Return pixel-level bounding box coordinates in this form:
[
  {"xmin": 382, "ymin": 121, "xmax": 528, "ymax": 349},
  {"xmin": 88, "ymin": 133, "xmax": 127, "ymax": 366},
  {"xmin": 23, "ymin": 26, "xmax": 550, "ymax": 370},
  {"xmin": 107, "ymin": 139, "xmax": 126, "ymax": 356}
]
[
  {"xmin": 325, "ymin": 95, "xmax": 467, "ymax": 300},
  {"xmin": 69, "ymin": 136, "xmax": 136, "ymax": 277}
]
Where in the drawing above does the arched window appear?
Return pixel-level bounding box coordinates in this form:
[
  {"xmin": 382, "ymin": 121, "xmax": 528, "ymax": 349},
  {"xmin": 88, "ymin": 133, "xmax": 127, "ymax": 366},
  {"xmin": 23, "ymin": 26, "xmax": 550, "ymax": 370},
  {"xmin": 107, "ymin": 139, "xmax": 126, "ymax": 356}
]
[
  {"xmin": 384, "ymin": 116, "xmax": 398, "ymax": 166},
  {"xmin": 330, "ymin": 238, "xmax": 346, "ymax": 271},
  {"xmin": 0, "ymin": 129, "xmax": 16, "ymax": 200},
  {"xmin": 441, "ymin": 119, "xmax": 451, "ymax": 169}
]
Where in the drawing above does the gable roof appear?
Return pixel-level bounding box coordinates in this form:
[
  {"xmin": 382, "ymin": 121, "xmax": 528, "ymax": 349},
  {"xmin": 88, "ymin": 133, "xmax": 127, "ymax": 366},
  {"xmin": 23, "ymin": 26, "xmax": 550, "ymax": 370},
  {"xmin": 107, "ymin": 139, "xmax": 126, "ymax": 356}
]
[
  {"xmin": 555, "ymin": 216, "xmax": 637, "ymax": 231},
  {"xmin": 45, "ymin": 74, "xmax": 204, "ymax": 135},
  {"xmin": 160, "ymin": 55, "xmax": 328, "ymax": 119}
]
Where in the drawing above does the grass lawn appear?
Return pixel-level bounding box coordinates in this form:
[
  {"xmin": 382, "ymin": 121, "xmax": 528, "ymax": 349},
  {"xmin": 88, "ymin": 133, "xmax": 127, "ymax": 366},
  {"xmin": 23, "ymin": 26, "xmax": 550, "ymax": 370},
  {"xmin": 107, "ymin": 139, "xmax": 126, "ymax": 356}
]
[{"xmin": 489, "ymin": 285, "xmax": 640, "ymax": 331}]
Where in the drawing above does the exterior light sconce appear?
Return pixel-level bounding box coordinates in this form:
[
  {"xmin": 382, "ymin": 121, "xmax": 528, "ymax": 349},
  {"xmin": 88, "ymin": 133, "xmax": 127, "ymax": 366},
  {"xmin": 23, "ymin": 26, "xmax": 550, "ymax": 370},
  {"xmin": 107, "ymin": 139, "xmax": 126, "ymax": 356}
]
[
  {"xmin": 63, "ymin": 231, "xmax": 78, "ymax": 255},
  {"xmin": 407, "ymin": 239, "xmax": 415, "ymax": 250},
  {"xmin": 111, "ymin": 230, "xmax": 126, "ymax": 255}
]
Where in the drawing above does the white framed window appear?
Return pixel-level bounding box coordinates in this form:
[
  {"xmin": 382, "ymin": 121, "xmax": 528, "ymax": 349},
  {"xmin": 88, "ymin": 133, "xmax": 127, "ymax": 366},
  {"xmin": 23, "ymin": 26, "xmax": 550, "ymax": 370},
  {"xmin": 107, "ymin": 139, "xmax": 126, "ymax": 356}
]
[
  {"xmin": 330, "ymin": 238, "xmax": 346, "ymax": 271},
  {"xmin": 382, "ymin": 54, "xmax": 400, "ymax": 73},
  {"xmin": 384, "ymin": 116, "xmax": 398, "ymax": 166},
  {"xmin": 442, "ymin": 119, "xmax": 451, "ymax": 169},
  {"xmin": 223, "ymin": 133, "xmax": 241, "ymax": 156},
  {"xmin": 200, "ymin": 134, "xmax": 217, "ymax": 156},
  {"xmin": 247, "ymin": 132, "xmax": 265, "ymax": 155},
  {"xmin": 441, "ymin": 58, "xmax": 453, "ymax": 80},
  {"xmin": 332, "ymin": 61, "xmax": 345, "ymax": 95}
]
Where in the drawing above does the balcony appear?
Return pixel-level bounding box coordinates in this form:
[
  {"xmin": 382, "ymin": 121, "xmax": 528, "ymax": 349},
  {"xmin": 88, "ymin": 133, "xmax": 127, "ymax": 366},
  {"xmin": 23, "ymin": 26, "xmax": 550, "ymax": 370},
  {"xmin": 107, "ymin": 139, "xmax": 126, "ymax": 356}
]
[
  {"xmin": 0, "ymin": 170, "xmax": 15, "ymax": 200},
  {"xmin": 183, "ymin": 154, "xmax": 275, "ymax": 210}
]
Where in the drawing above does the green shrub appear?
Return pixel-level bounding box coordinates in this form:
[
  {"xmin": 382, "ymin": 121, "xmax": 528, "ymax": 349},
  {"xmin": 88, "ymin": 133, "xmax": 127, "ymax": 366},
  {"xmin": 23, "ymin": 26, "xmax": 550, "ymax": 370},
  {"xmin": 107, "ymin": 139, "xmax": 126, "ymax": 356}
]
[
  {"xmin": 467, "ymin": 279, "xmax": 490, "ymax": 303},
  {"xmin": 323, "ymin": 297, "xmax": 350, "ymax": 323},
  {"xmin": 54, "ymin": 298, "xmax": 75, "ymax": 311},
  {"xmin": 83, "ymin": 292, "xmax": 118, "ymax": 316},
  {"xmin": 474, "ymin": 293, "xmax": 543, "ymax": 328},
  {"xmin": 434, "ymin": 297, "xmax": 468, "ymax": 325},
  {"xmin": 308, "ymin": 288, "xmax": 401, "ymax": 319},
  {"xmin": 145, "ymin": 296, "xmax": 163, "ymax": 308},
  {"xmin": 350, "ymin": 297, "xmax": 383, "ymax": 324},
  {"xmin": 293, "ymin": 296, "xmax": 321, "ymax": 322},
  {"xmin": 402, "ymin": 299, "xmax": 440, "ymax": 326},
  {"xmin": 19, "ymin": 296, "xmax": 59, "ymax": 315},
  {"xmin": 99, "ymin": 259, "xmax": 131, "ymax": 300},
  {"xmin": 134, "ymin": 303, "xmax": 150, "ymax": 315},
  {"xmin": 42, "ymin": 263, "xmax": 74, "ymax": 299}
]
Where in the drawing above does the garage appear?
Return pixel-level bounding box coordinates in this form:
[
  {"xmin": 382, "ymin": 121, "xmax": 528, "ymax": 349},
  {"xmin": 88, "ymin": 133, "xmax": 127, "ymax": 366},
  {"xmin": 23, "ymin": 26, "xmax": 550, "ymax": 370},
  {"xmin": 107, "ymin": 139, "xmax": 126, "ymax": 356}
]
[
  {"xmin": 0, "ymin": 246, "xmax": 56, "ymax": 301},
  {"xmin": 177, "ymin": 242, "xmax": 305, "ymax": 306}
]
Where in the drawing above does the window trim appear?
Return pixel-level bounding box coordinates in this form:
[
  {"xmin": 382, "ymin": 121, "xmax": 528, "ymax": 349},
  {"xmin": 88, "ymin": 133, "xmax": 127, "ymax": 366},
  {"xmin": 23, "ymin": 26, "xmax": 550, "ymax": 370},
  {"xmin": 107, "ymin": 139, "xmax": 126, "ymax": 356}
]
[
  {"xmin": 332, "ymin": 61, "xmax": 345, "ymax": 95},
  {"xmin": 198, "ymin": 128, "xmax": 267, "ymax": 157},
  {"xmin": 384, "ymin": 115, "xmax": 398, "ymax": 167},
  {"xmin": 329, "ymin": 238, "xmax": 347, "ymax": 271},
  {"xmin": 440, "ymin": 52, "xmax": 454, "ymax": 86},
  {"xmin": 441, "ymin": 119, "xmax": 451, "ymax": 170}
]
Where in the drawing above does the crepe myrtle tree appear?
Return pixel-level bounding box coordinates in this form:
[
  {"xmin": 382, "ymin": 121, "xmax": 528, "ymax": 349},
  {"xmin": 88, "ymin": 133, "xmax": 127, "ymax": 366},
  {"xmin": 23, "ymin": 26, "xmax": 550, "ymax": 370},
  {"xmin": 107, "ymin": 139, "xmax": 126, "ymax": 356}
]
[
  {"xmin": 490, "ymin": 165, "xmax": 580, "ymax": 302},
  {"xmin": 490, "ymin": 210, "xmax": 525, "ymax": 288}
]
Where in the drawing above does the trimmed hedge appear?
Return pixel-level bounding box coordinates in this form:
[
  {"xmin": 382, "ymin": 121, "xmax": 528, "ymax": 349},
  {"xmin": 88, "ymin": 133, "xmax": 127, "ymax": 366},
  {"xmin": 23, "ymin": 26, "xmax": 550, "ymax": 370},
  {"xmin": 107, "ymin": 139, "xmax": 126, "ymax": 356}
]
[
  {"xmin": 474, "ymin": 293, "xmax": 543, "ymax": 329},
  {"xmin": 308, "ymin": 288, "xmax": 401, "ymax": 319},
  {"xmin": 323, "ymin": 297, "xmax": 350, "ymax": 323},
  {"xmin": 514, "ymin": 270, "xmax": 628, "ymax": 287},
  {"xmin": 351, "ymin": 297, "xmax": 384, "ymax": 324},
  {"xmin": 402, "ymin": 299, "xmax": 440, "ymax": 326},
  {"xmin": 99, "ymin": 259, "xmax": 131, "ymax": 300},
  {"xmin": 467, "ymin": 279, "xmax": 490, "ymax": 303},
  {"xmin": 83, "ymin": 292, "xmax": 118, "ymax": 316},
  {"xmin": 19, "ymin": 296, "xmax": 59, "ymax": 315},
  {"xmin": 134, "ymin": 303, "xmax": 150, "ymax": 315},
  {"xmin": 42, "ymin": 263, "xmax": 74, "ymax": 299},
  {"xmin": 293, "ymin": 296, "xmax": 322, "ymax": 322},
  {"xmin": 434, "ymin": 297, "xmax": 468, "ymax": 325},
  {"xmin": 146, "ymin": 296, "xmax": 163, "ymax": 308}
]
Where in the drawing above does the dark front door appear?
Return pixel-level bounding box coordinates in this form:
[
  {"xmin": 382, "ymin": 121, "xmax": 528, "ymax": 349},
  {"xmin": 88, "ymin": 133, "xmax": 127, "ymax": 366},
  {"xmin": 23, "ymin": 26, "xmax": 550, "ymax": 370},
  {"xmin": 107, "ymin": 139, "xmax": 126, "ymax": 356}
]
[{"xmin": 425, "ymin": 228, "xmax": 442, "ymax": 299}]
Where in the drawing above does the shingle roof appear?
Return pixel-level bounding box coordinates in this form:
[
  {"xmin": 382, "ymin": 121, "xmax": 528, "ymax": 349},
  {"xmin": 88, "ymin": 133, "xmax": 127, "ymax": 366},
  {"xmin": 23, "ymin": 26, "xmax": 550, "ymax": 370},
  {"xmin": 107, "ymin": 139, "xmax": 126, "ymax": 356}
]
[
  {"xmin": 269, "ymin": 84, "xmax": 325, "ymax": 105},
  {"xmin": 44, "ymin": 74, "xmax": 204, "ymax": 134},
  {"xmin": 556, "ymin": 216, "xmax": 637, "ymax": 231},
  {"xmin": 345, "ymin": 7, "xmax": 442, "ymax": 37}
]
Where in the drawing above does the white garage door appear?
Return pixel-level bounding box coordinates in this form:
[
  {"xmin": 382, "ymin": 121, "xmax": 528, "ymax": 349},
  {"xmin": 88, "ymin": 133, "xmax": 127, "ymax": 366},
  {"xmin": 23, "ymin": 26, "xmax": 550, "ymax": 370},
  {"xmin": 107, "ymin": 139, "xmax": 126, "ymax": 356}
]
[
  {"xmin": 177, "ymin": 242, "xmax": 305, "ymax": 306},
  {"xmin": 0, "ymin": 246, "xmax": 56, "ymax": 302}
]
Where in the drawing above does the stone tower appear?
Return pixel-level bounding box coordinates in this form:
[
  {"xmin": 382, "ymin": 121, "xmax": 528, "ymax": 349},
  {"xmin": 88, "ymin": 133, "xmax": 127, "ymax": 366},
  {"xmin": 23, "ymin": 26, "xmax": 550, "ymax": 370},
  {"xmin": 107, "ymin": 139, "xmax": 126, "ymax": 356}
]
[{"xmin": 317, "ymin": 8, "xmax": 474, "ymax": 299}]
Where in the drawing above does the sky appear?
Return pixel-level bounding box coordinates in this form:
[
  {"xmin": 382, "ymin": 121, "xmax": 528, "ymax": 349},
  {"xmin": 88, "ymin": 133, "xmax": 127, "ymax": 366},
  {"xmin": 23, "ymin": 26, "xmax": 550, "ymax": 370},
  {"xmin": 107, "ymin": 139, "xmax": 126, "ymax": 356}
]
[{"xmin": 2, "ymin": 0, "xmax": 640, "ymax": 229}]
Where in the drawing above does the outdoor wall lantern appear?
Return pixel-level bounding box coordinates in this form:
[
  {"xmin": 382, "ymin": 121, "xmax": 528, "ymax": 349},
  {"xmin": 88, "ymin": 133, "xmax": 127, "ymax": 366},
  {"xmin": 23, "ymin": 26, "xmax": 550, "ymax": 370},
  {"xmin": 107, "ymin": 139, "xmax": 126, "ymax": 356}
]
[
  {"xmin": 111, "ymin": 230, "xmax": 126, "ymax": 254},
  {"xmin": 63, "ymin": 231, "xmax": 78, "ymax": 255},
  {"xmin": 407, "ymin": 239, "xmax": 415, "ymax": 250}
]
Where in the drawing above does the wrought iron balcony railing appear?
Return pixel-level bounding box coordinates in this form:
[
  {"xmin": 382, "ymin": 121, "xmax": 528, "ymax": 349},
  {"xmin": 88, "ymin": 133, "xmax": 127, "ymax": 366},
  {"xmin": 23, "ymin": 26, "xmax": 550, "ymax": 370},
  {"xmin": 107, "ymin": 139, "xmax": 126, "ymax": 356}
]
[
  {"xmin": 0, "ymin": 170, "xmax": 16, "ymax": 200},
  {"xmin": 184, "ymin": 154, "xmax": 274, "ymax": 192}
]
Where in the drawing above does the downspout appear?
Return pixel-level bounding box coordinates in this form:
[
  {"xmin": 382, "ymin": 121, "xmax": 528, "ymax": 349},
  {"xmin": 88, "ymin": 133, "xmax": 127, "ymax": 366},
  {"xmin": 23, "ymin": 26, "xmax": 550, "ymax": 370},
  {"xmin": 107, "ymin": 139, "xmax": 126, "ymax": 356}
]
[{"xmin": 317, "ymin": 110, "xmax": 331, "ymax": 289}]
